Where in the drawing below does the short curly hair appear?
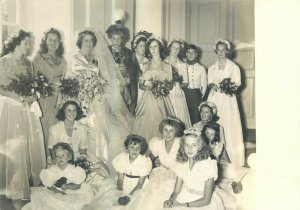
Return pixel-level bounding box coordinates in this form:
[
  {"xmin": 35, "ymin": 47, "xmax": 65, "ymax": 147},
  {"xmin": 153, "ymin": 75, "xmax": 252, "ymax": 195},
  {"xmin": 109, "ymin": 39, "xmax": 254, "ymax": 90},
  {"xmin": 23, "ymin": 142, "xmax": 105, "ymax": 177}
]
[
  {"xmin": 1, "ymin": 29, "xmax": 31, "ymax": 57},
  {"xmin": 176, "ymin": 133, "xmax": 211, "ymax": 163},
  {"xmin": 159, "ymin": 116, "xmax": 185, "ymax": 137},
  {"xmin": 201, "ymin": 121, "xmax": 221, "ymax": 145},
  {"xmin": 56, "ymin": 100, "xmax": 83, "ymax": 121},
  {"xmin": 38, "ymin": 28, "xmax": 64, "ymax": 58},
  {"xmin": 199, "ymin": 103, "xmax": 219, "ymax": 122},
  {"xmin": 131, "ymin": 36, "xmax": 147, "ymax": 51},
  {"xmin": 124, "ymin": 134, "xmax": 148, "ymax": 155},
  {"xmin": 145, "ymin": 38, "xmax": 166, "ymax": 60},
  {"xmin": 76, "ymin": 30, "xmax": 97, "ymax": 49},
  {"xmin": 53, "ymin": 142, "xmax": 74, "ymax": 163}
]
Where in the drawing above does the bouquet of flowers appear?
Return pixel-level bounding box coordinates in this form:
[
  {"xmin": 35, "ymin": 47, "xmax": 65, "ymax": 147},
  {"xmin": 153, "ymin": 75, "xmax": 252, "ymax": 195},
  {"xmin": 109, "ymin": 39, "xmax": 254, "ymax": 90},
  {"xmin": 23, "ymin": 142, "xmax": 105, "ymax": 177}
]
[
  {"xmin": 172, "ymin": 68, "xmax": 183, "ymax": 84},
  {"xmin": 2, "ymin": 70, "xmax": 54, "ymax": 99},
  {"xmin": 151, "ymin": 79, "xmax": 173, "ymax": 98},
  {"xmin": 59, "ymin": 78, "xmax": 80, "ymax": 98},
  {"xmin": 218, "ymin": 78, "xmax": 239, "ymax": 96}
]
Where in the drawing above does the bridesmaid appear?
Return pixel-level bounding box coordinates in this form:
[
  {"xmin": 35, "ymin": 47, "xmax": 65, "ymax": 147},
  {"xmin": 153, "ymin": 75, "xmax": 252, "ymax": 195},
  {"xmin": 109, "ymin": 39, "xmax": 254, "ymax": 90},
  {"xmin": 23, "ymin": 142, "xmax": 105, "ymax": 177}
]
[
  {"xmin": 0, "ymin": 29, "xmax": 46, "ymax": 210},
  {"xmin": 132, "ymin": 35, "xmax": 175, "ymax": 142},
  {"xmin": 207, "ymin": 39, "xmax": 245, "ymax": 166},
  {"xmin": 33, "ymin": 28, "xmax": 67, "ymax": 159},
  {"xmin": 165, "ymin": 39, "xmax": 191, "ymax": 128}
]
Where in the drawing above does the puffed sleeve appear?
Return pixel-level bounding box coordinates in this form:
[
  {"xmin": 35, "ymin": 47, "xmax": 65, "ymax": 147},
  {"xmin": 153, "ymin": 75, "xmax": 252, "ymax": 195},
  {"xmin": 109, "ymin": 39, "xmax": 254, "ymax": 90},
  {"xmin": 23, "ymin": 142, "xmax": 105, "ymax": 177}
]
[
  {"xmin": 67, "ymin": 166, "xmax": 86, "ymax": 184},
  {"xmin": 230, "ymin": 61, "xmax": 241, "ymax": 86},
  {"xmin": 136, "ymin": 156, "xmax": 152, "ymax": 177},
  {"xmin": 40, "ymin": 167, "xmax": 56, "ymax": 187},
  {"xmin": 149, "ymin": 137, "xmax": 161, "ymax": 157},
  {"xmin": 199, "ymin": 65, "xmax": 208, "ymax": 96},
  {"xmin": 203, "ymin": 158, "xmax": 218, "ymax": 181},
  {"xmin": 112, "ymin": 152, "xmax": 128, "ymax": 174}
]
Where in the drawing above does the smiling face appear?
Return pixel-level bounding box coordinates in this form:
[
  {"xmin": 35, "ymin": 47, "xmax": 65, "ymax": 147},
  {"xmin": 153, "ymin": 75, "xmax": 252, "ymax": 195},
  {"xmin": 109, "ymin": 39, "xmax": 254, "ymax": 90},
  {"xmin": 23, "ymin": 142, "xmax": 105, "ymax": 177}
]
[
  {"xmin": 170, "ymin": 42, "xmax": 181, "ymax": 57},
  {"xmin": 55, "ymin": 148, "xmax": 71, "ymax": 169},
  {"xmin": 149, "ymin": 40, "xmax": 160, "ymax": 58},
  {"xmin": 135, "ymin": 40, "xmax": 146, "ymax": 56},
  {"xmin": 183, "ymin": 135, "xmax": 201, "ymax": 158},
  {"xmin": 204, "ymin": 127, "xmax": 216, "ymax": 143},
  {"xmin": 216, "ymin": 43, "xmax": 228, "ymax": 59},
  {"xmin": 200, "ymin": 106, "xmax": 213, "ymax": 122},
  {"xmin": 81, "ymin": 34, "xmax": 94, "ymax": 53},
  {"xmin": 46, "ymin": 32, "xmax": 60, "ymax": 53},
  {"xmin": 18, "ymin": 36, "xmax": 31, "ymax": 56},
  {"xmin": 111, "ymin": 34, "xmax": 123, "ymax": 48},
  {"xmin": 64, "ymin": 104, "xmax": 77, "ymax": 122},
  {"xmin": 162, "ymin": 124, "xmax": 177, "ymax": 142},
  {"xmin": 128, "ymin": 142, "xmax": 141, "ymax": 161}
]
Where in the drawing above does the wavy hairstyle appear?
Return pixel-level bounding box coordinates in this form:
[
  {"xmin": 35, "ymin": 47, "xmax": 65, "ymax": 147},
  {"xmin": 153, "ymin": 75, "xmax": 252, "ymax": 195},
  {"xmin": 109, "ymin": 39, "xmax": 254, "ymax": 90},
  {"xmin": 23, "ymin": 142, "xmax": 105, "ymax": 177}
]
[
  {"xmin": 53, "ymin": 142, "xmax": 74, "ymax": 163},
  {"xmin": 145, "ymin": 38, "xmax": 166, "ymax": 60},
  {"xmin": 124, "ymin": 134, "xmax": 148, "ymax": 155},
  {"xmin": 199, "ymin": 103, "xmax": 219, "ymax": 122},
  {"xmin": 176, "ymin": 132, "xmax": 211, "ymax": 163},
  {"xmin": 201, "ymin": 121, "xmax": 221, "ymax": 145},
  {"xmin": 38, "ymin": 28, "xmax": 64, "ymax": 58},
  {"xmin": 1, "ymin": 29, "xmax": 31, "ymax": 57},
  {"xmin": 56, "ymin": 100, "xmax": 83, "ymax": 121},
  {"xmin": 76, "ymin": 30, "xmax": 97, "ymax": 49},
  {"xmin": 159, "ymin": 116, "xmax": 185, "ymax": 137}
]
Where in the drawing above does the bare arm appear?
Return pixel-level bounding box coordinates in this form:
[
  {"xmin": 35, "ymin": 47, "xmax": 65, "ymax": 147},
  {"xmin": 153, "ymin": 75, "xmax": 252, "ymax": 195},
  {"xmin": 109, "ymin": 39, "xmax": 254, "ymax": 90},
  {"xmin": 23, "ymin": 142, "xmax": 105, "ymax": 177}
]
[
  {"xmin": 117, "ymin": 172, "xmax": 125, "ymax": 191},
  {"xmin": 61, "ymin": 183, "xmax": 81, "ymax": 190},
  {"xmin": 129, "ymin": 176, "xmax": 147, "ymax": 195},
  {"xmin": 139, "ymin": 79, "xmax": 152, "ymax": 91},
  {"xmin": 164, "ymin": 177, "xmax": 183, "ymax": 208}
]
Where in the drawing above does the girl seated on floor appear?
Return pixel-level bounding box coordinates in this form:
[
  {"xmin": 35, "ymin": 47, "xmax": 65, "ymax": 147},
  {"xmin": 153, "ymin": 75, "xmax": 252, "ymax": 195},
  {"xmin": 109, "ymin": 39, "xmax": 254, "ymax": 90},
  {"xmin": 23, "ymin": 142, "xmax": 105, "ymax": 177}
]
[
  {"xmin": 164, "ymin": 127, "xmax": 225, "ymax": 210},
  {"xmin": 22, "ymin": 142, "xmax": 93, "ymax": 210}
]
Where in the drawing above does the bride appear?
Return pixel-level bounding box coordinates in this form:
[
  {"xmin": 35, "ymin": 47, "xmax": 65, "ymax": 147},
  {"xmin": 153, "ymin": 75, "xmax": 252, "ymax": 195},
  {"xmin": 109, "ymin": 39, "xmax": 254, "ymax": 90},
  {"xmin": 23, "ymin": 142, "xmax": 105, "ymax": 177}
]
[{"xmin": 65, "ymin": 28, "xmax": 132, "ymax": 174}]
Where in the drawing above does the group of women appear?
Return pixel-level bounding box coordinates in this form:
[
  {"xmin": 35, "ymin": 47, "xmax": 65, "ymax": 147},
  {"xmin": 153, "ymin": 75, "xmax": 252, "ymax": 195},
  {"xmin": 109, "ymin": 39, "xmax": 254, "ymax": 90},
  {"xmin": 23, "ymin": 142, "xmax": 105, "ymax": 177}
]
[{"xmin": 0, "ymin": 25, "xmax": 247, "ymax": 210}]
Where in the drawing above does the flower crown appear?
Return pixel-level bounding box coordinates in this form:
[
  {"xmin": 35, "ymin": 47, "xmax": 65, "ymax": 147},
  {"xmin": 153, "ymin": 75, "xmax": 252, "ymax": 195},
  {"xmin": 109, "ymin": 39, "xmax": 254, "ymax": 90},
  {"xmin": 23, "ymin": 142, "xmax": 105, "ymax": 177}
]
[
  {"xmin": 132, "ymin": 30, "xmax": 152, "ymax": 49},
  {"xmin": 167, "ymin": 38, "xmax": 185, "ymax": 49},
  {"xmin": 214, "ymin": 39, "xmax": 231, "ymax": 50},
  {"xmin": 42, "ymin": 27, "xmax": 63, "ymax": 42},
  {"xmin": 147, "ymin": 34, "xmax": 164, "ymax": 46},
  {"xmin": 166, "ymin": 116, "xmax": 182, "ymax": 124},
  {"xmin": 4, "ymin": 30, "xmax": 22, "ymax": 47},
  {"xmin": 198, "ymin": 101, "xmax": 217, "ymax": 115},
  {"xmin": 77, "ymin": 27, "xmax": 97, "ymax": 37},
  {"xmin": 183, "ymin": 128, "xmax": 201, "ymax": 137}
]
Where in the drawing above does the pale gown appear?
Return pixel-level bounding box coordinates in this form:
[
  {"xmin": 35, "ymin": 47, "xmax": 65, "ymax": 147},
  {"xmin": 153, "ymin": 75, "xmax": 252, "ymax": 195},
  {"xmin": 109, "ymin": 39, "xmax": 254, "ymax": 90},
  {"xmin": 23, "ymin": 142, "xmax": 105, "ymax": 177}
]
[{"xmin": 207, "ymin": 59, "xmax": 245, "ymax": 166}]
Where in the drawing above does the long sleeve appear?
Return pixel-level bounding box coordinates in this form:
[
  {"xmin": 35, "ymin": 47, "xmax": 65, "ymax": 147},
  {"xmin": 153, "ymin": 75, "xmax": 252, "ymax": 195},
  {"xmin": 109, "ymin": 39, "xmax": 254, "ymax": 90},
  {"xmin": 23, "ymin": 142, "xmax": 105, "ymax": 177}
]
[
  {"xmin": 200, "ymin": 66, "xmax": 208, "ymax": 96},
  {"xmin": 230, "ymin": 62, "xmax": 241, "ymax": 86}
]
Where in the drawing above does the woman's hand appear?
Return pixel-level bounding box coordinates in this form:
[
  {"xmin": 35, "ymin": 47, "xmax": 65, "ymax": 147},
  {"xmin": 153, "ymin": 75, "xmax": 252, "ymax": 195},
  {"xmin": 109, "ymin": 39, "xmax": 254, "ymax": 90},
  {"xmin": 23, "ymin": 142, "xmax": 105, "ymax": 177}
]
[{"xmin": 164, "ymin": 199, "xmax": 174, "ymax": 208}]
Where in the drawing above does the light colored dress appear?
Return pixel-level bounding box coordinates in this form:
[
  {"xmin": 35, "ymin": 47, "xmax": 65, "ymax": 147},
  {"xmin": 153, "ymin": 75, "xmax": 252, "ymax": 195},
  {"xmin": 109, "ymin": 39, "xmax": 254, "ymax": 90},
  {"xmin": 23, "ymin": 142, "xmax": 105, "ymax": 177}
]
[
  {"xmin": 136, "ymin": 56, "xmax": 148, "ymax": 103},
  {"xmin": 132, "ymin": 61, "xmax": 175, "ymax": 141},
  {"xmin": 165, "ymin": 57, "xmax": 191, "ymax": 128},
  {"xmin": 207, "ymin": 59, "xmax": 245, "ymax": 166},
  {"xmin": 22, "ymin": 164, "xmax": 93, "ymax": 210},
  {"xmin": 112, "ymin": 152, "xmax": 152, "ymax": 195},
  {"xmin": 33, "ymin": 53, "xmax": 67, "ymax": 147},
  {"xmin": 172, "ymin": 158, "xmax": 225, "ymax": 210},
  {"xmin": 0, "ymin": 54, "xmax": 46, "ymax": 199},
  {"xmin": 48, "ymin": 121, "xmax": 88, "ymax": 160}
]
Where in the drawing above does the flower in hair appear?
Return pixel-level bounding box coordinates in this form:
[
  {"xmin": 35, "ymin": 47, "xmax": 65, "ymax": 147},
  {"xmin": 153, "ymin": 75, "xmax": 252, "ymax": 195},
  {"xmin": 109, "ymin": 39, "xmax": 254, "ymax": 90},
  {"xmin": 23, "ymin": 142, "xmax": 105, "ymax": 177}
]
[
  {"xmin": 214, "ymin": 39, "xmax": 231, "ymax": 50},
  {"xmin": 132, "ymin": 31, "xmax": 152, "ymax": 49},
  {"xmin": 147, "ymin": 34, "xmax": 164, "ymax": 46},
  {"xmin": 183, "ymin": 128, "xmax": 201, "ymax": 137},
  {"xmin": 168, "ymin": 38, "xmax": 185, "ymax": 49},
  {"xmin": 198, "ymin": 101, "xmax": 217, "ymax": 115}
]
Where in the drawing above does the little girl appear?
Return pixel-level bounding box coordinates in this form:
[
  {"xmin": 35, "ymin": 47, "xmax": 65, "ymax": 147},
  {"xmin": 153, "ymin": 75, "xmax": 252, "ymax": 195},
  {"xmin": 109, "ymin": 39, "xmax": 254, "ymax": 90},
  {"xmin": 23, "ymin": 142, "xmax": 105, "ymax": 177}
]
[
  {"xmin": 164, "ymin": 127, "xmax": 224, "ymax": 210},
  {"xmin": 201, "ymin": 121, "xmax": 230, "ymax": 163},
  {"xmin": 22, "ymin": 142, "xmax": 93, "ymax": 210}
]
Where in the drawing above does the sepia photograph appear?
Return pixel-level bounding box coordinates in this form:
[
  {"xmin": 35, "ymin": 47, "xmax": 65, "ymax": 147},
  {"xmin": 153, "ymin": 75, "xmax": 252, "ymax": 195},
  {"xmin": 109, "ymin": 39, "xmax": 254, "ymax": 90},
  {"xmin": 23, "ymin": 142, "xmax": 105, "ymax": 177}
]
[{"xmin": 2, "ymin": 0, "xmax": 299, "ymax": 209}]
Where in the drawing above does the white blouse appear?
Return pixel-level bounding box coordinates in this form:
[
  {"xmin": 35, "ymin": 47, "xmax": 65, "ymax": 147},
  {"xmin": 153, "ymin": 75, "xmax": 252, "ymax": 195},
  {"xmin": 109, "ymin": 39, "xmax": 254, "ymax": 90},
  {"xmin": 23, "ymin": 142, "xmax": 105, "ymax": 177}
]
[
  {"xmin": 112, "ymin": 152, "xmax": 152, "ymax": 177},
  {"xmin": 186, "ymin": 63, "xmax": 207, "ymax": 95}
]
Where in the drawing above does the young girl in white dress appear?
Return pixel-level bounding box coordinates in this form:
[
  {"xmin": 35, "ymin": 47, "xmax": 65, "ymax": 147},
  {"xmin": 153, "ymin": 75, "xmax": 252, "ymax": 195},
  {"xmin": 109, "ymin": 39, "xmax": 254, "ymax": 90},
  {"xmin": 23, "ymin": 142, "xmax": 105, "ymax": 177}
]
[
  {"xmin": 207, "ymin": 39, "xmax": 245, "ymax": 166},
  {"xmin": 82, "ymin": 134, "xmax": 152, "ymax": 210},
  {"xmin": 22, "ymin": 143, "xmax": 93, "ymax": 210},
  {"xmin": 164, "ymin": 127, "xmax": 224, "ymax": 210}
]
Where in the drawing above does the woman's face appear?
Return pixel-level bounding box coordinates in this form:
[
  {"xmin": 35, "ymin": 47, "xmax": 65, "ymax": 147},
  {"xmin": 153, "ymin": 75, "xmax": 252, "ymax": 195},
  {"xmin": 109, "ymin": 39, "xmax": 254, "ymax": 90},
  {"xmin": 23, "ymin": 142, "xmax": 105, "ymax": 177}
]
[
  {"xmin": 128, "ymin": 143, "xmax": 141, "ymax": 160},
  {"xmin": 149, "ymin": 40, "xmax": 160, "ymax": 57},
  {"xmin": 55, "ymin": 149, "xmax": 70, "ymax": 168},
  {"xmin": 162, "ymin": 124, "xmax": 177, "ymax": 142},
  {"xmin": 170, "ymin": 42, "xmax": 181, "ymax": 57},
  {"xmin": 216, "ymin": 43, "xmax": 228, "ymax": 59},
  {"xmin": 111, "ymin": 34, "xmax": 123, "ymax": 48},
  {"xmin": 200, "ymin": 106, "xmax": 213, "ymax": 122},
  {"xmin": 81, "ymin": 34, "xmax": 94, "ymax": 52},
  {"xmin": 183, "ymin": 136, "xmax": 201, "ymax": 158},
  {"xmin": 186, "ymin": 49, "xmax": 197, "ymax": 61},
  {"xmin": 204, "ymin": 127, "xmax": 216, "ymax": 142},
  {"xmin": 64, "ymin": 104, "xmax": 77, "ymax": 122},
  {"xmin": 46, "ymin": 32, "xmax": 60, "ymax": 53},
  {"xmin": 18, "ymin": 36, "xmax": 31, "ymax": 56},
  {"xmin": 135, "ymin": 41, "xmax": 146, "ymax": 56}
]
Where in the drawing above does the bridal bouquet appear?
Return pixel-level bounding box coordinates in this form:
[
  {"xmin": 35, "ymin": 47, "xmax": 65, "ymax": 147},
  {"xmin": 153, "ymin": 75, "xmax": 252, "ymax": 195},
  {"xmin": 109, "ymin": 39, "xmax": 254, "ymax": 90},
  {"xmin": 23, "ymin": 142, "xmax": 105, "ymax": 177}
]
[
  {"xmin": 2, "ymin": 70, "xmax": 54, "ymax": 100},
  {"xmin": 151, "ymin": 79, "xmax": 173, "ymax": 98},
  {"xmin": 218, "ymin": 78, "xmax": 239, "ymax": 96}
]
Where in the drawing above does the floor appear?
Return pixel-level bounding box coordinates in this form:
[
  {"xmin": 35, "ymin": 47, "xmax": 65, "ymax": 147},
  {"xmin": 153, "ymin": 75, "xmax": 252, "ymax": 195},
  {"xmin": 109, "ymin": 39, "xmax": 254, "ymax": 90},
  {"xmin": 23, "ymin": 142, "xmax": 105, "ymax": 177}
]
[{"xmin": 0, "ymin": 129, "xmax": 256, "ymax": 210}]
